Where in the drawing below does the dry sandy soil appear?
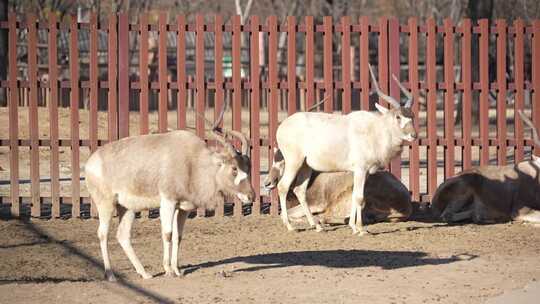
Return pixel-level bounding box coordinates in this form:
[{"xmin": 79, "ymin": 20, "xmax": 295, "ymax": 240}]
[{"xmin": 1, "ymin": 216, "xmax": 539, "ymax": 304}]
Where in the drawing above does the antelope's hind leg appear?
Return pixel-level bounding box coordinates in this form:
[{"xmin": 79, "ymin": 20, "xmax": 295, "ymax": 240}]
[
  {"xmin": 94, "ymin": 196, "xmax": 116, "ymax": 281},
  {"xmin": 116, "ymin": 204, "xmax": 152, "ymax": 279}
]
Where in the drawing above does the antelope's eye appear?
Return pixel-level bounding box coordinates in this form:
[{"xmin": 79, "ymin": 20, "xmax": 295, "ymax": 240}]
[{"xmin": 232, "ymin": 166, "xmax": 238, "ymax": 176}]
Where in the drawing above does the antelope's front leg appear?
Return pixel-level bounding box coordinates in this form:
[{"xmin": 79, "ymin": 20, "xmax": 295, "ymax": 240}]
[
  {"xmin": 277, "ymin": 158, "xmax": 305, "ymax": 231},
  {"xmin": 350, "ymin": 169, "xmax": 368, "ymax": 236},
  {"xmin": 292, "ymin": 165, "xmax": 323, "ymax": 232},
  {"xmin": 160, "ymin": 198, "xmax": 176, "ymax": 277},
  {"xmin": 171, "ymin": 208, "xmax": 189, "ymax": 277}
]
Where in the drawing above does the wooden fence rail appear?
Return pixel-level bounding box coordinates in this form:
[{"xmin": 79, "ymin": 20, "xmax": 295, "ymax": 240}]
[{"xmin": 0, "ymin": 13, "xmax": 539, "ymax": 219}]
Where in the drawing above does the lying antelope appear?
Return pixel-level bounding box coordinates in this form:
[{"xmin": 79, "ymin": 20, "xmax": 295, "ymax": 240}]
[
  {"xmin": 276, "ymin": 64, "xmax": 416, "ymax": 234},
  {"xmin": 86, "ymin": 104, "xmax": 254, "ymax": 281},
  {"xmin": 431, "ymin": 110, "xmax": 540, "ymax": 225},
  {"xmin": 264, "ymin": 148, "xmax": 412, "ymax": 225}
]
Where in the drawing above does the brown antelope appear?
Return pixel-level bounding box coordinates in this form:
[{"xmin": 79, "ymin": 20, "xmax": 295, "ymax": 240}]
[
  {"xmin": 431, "ymin": 110, "xmax": 540, "ymax": 225},
  {"xmin": 264, "ymin": 148, "xmax": 412, "ymax": 225},
  {"xmin": 85, "ymin": 104, "xmax": 254, "ymax": 281},
  {"xmin": 275, "ymin": 64, "xmax": 416, "ymax": 235}
]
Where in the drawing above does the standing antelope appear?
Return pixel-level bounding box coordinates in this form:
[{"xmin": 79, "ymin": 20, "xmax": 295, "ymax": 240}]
[
  {"xmin": 431, "ymin": 110, "xmax": 540, "ymax": 225},
  {"xmin": 264, "ymin": 148, "xmax": 412, "ymax": 225},
  {"xmin": 276, "ymin": 64, "xmax": 416, "ymax": 235},
  {"xmin": 85, "ymin": 105, "xmax": 254, "ymax": 281}
]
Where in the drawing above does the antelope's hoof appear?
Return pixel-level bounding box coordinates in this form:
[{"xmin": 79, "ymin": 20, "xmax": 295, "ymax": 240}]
[
  {"xmin": 173, "ymin": 268, "xmax": 185, "ymax": 277},
  {"xmin": 165, "ymin": 270, "xmax": 175, "ymax": 278},
  {"xmin": 140, "ymin": 272, "xmax": 153, "ymax": 279},
  {"xmin": 357, "ymin": 229, "xmax": 371, "ymax": 237},
  {"xmin": 315, "ymin": 225, "xmax": 324, "ymax": 232},
  {"xmin": 286, "ymin": 224, "xmax": 297, "ymax": 232},
  {"xmin": 105, "ymin": 270, "xmax": 117, "ymax": 282}
]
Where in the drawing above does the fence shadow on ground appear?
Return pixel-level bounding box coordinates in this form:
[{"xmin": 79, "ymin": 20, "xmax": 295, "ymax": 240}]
[
  {"xmin": 183, "ymin": 249, "xmax": 477, "ymax": 275},
  {"xmin": 0, "ymin": 220, "xmax": 175, "ymax": 304}
]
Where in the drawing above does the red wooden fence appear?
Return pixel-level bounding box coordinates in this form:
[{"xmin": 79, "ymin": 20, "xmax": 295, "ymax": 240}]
[{"xmin": 0, "ymin": 13, "xmax": 539, "ymax": 219}]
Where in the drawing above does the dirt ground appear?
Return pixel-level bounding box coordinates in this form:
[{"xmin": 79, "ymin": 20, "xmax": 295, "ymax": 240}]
[{"xmin": 1, "ymin": 216, "xmax": 539, "ymax": 304}]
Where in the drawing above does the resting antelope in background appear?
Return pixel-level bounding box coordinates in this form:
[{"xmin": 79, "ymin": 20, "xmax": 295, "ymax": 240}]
[
  {"xmin": 431, "ymin": 110, "xmax": 540, "ymax": 225},
  {"xmin": 275, "ymin": 64, "xmax": 416, "ymax": 235},
  {"xmin": 85, "ymin": 104, "xmax": 254, "ymax": 281},
  {"xmin": 264, "ymin": 148, "xmax": 412, "ymax": 225}
]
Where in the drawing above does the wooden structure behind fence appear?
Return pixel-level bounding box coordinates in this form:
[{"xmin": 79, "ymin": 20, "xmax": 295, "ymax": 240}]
[{"xmin": 1, "ymin": 13, "xmax": 539, "ymax": 219}]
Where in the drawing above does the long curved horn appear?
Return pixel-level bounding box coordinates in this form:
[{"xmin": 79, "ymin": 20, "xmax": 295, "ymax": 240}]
[
  {"xmin": 391, "ymin": 74, "xmax": 413, "ymax": 108},
  {"xmin": 368, "ymin": 63, "xmax": 401, "ymax": 109},
  {"xmin": 306, "ymin": 94, "xmax": 331, "ymax": 112},
  {"xmin": 194, "ymin": 101, "xmax": 250, "ymax": 156},
  {"xmin": 518, "ymin": 110, "xmax": 540, "ymax": 147},
  {"xmin": 194, "ymin": 101, "xmax": 238, "ymax": 155},
  {"xmin": 208, "ymin": 129, "xmax": 237, "ymax": 155},
  {"xmin": 223, "ymin": 129, "xmax": 250, "ymax": 156}
]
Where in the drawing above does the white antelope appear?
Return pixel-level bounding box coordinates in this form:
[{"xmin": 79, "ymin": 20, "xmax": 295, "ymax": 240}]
[
  {"xmin": 85, "ymin": 105, "xmax": 254, "ymax": 281},
  {"xmin": 431, "ymin": 110, "xmax": 540, "ymax": 225},
  {"xmin": 275, "ymin": 64, "xmax": 416, "ymax": 234},
  {"xmin": 264, "ymin": 148, "xmax": 412, "ymax": 225}
]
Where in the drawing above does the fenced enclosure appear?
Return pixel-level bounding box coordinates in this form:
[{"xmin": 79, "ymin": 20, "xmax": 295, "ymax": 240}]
[{"xmin": 0, "ymin": 13, "xmax": 539, "ymax": 219}]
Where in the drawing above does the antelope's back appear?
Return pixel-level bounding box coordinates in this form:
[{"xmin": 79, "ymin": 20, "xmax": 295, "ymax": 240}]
[{"xmin": 86, "ymin": 130, "xmax": 206, "ymax": 193}]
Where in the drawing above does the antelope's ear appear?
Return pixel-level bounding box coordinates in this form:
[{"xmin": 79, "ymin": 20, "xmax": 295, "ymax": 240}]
[
  {"xmin": 532, "ymin": 154, "xmax": 540, "ymax": 163},
  {"xmin": 375, "ymin": 102, "xmax": 388, "ymax": 114}
]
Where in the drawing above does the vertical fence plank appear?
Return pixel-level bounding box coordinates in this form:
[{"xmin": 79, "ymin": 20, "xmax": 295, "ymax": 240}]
[
  {"xmin": 89, "ymin": 13, "xmax": 99, "ymax": 218},
  {"xmin": 389, "ymin": 18, "xmax": 401, "ymax": 179},
  {"xmin": 514, "ymin": 19, "xmax": 524, "ymax": 162},
  {"xmin": 305, "ymin": 16, "xmax": 314, "ymax": 110},
  {"xmin": 479, "ymin": 19, "xmax": 489, "ymax": 165},
  {"xmin": 461, "ymin": 19, "xmax": 472, "ymax": 170},
  {"xmin": 359, "ymin": 16, "xmax": 370, "ymax": 111},
  {"xmin": 195, "ymin": 14, "xmax": 205, "ymax": 216},
  {"xmin": 408, "ymin": 17, "xmax": 420, "ymax": 201},
  {"xmin": 49, "ymin": 13, "xmax": 60, "ymax": 218},
  {"xmin": 232, "ymin": 15, "xmax": 242, "ymax": 134},
  {"xmin": 195, "ymin": 15, "xmax": 205, "ymax": 139},
  {"xmin": 118, "ymin": 13, "xmax": 129, "ymax": 138},
  {"xmin": 8, "ymin": 13, "xmax": 19, "ymax": 217},
  {"xmin": 268, "ymin": 16, "xmax": 279, "ymax": 216},
  {"xmin": 158, "ymin": 13, "xmax": 168, "ymax": 133},
  {"xmin": 214, "ymin": 15, "xmax": 224, "ymax": 216},
  {"xmin": 214, "ymin": 15, "xmax": 224, "ymax": 129},
  {"xmin": 177, "ymin": 15, "xmax": 187, "ymax": 130},
  {"xmin": 139, "ymin": 14, "xmax": 149, "ymax": 135},
  {"xmin": 287, "ymin": 16, "xmax": 297, "ymax": 115},
  {"xmin": 378, "ymin": 17, "xmax": 389, "ymax": 108},
  {"xmin": 232, "ymin": 15, "xmax": 242, "ymax": 217},
  {"xmin": 28, "ymin": 14, "xmax": 40, "ymax": 217},
  {"xmin": 533, "ymin": 20, "xmax": 540, "ymax": 156},
  {"xmin": 496, "ymin": 20, "xmax": 507, "ymax": 165},
  {"xmin": 341, "ymin": 16, "xmax": 351, "ymax": 114},
  {"xmin": 108, "ymin": 14, "xmax": 118, "ymax": 142},
  {"xmin": 70, "ymin": 15, "xmax": 80, "ymax": 217},
  {"xmin": 426, "ymin": 18, "xmax": 437, "ymax": 198},
  {"xmin": 250, "ymin": 16, "xmax": 261, "ymax": 215},
  {"xmin": 90, "ymin": 13, "xmax": 99, "ymax": 152},
  {"xmin": 323, "ymin": 16, "xmax": 333, "ymax": 113},
  {"xmin": 443, "ymin": 19, "xmax": 455, "ymax": 178}
]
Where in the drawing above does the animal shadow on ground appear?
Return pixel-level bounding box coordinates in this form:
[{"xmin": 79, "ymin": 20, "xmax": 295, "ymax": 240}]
[
  {"xmin": 0, "ymin": 220, "xmax": 176, "ymax": 304},
  {"xmin": 183, "ymin": 250, "xmax": 477, "ymax": 275}
]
